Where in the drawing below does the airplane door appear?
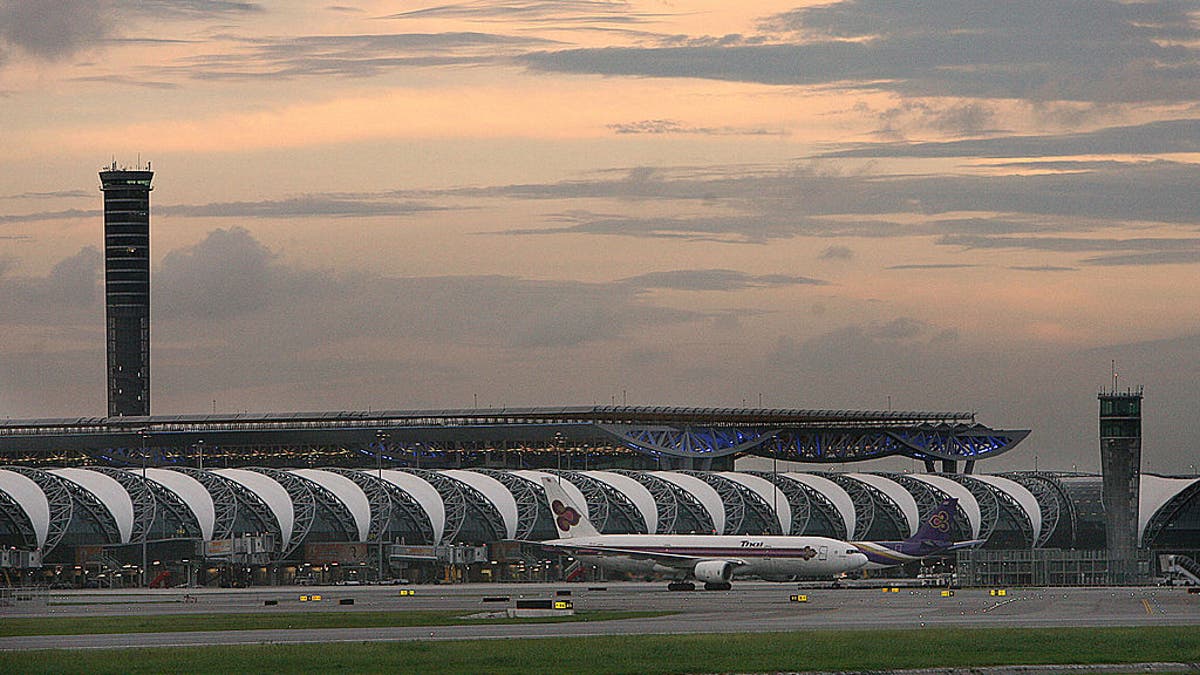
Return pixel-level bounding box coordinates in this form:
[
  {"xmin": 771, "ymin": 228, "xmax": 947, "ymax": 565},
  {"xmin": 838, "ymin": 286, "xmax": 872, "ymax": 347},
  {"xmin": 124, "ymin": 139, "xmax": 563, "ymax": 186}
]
[{"xmin": 818, "ymin": 546, "xmax": 828, "ymax": 561}]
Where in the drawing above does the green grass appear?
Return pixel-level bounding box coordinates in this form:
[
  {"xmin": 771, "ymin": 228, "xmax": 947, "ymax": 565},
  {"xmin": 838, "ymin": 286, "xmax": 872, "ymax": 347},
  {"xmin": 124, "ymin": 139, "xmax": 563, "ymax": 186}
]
[
  {"xmin": 0, "ymin": 610, "xmax": 670, "ymax": 637},
  {"xmin": 2, "ymin": 626, "xmax": 1198, "ymax": 674}
]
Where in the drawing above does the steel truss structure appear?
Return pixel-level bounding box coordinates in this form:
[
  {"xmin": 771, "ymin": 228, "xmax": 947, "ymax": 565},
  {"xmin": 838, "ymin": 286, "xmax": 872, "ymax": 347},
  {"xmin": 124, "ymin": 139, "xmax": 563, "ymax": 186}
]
[
  {"xmin": 0, "ymin": 406, "xmax": 1028, "ymax": 471},
  {"xmin": 1002, "ymin": 472, "xmax": 1076, "ymax": 548},
  {"xmin": 746, "ymin": 471, "xmax": 813, "ymax": 535},
  {"xmin": 681, "ymin": 471, "xmax": 780, "ymax": 535}
]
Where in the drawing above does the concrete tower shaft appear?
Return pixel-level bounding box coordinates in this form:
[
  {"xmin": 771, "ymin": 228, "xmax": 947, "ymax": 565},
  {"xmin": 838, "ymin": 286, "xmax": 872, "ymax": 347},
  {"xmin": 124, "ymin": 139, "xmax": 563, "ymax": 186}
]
[
  {"xmin": 99, "ymin": 164, "xmax": 153, "ymax": 417},
  {"xmin": 1098, "ymin": 387, "xmax": 1142, "ymax": 581}
]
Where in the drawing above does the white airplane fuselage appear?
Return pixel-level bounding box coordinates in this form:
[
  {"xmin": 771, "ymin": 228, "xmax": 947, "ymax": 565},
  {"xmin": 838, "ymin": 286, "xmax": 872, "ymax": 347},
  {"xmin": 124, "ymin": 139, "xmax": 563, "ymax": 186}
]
[{"xmin": 545, "ymin": 533, "xmax": 867, "ymax": 578}]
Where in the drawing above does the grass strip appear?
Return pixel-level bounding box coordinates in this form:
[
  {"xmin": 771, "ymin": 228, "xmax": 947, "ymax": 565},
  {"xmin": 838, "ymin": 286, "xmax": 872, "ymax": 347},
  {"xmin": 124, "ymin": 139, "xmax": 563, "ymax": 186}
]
[
  {"xmin": 0, "ymin": 610, "xmax": 668, "ymax": 637},
  {"xmin": 2, "ymin": 626, "xmax": 1199, "ymax": 675}
]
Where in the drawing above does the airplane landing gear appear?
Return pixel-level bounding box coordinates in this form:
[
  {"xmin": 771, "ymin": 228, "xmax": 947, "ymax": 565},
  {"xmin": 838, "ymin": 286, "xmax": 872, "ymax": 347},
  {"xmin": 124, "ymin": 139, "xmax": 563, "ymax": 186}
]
[
  {"xmin": 703, "ymin": 582, "xmax": 732, "ymax": 591},
  {"xmin": 667, "ymin": 581, "xmax": 696, "ymax": 591}
]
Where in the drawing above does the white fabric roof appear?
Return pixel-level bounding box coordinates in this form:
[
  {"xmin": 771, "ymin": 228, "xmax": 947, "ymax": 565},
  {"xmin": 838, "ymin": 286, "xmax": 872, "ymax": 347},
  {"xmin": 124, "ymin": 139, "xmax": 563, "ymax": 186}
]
[
  {"xmin": 378, "ymin": 470, "xmax": 444, "ymax": 544},
  {"xmin": 717, "ymin": 471, "xmax": 791, "ymax": 534},
  {"xmin": 654, "ymin": 472, "xmax": 726, "ymax": 534},
  {"xmin": 144, "ymin": 468, "xmax": 215, "ymax": 540},
  {"xmin": 908, "ymin": 474, "xmax": 981, "ymax": 539},
  {"xmin": 779, "ymin": 473, "xmax": 856, "ymax": 539},
  {"xmin": 51, "ymin": 468, "xmax": 134, "ymax": 544},
  {"xmin": 444, "ymin": 469, "xmax": 518, "ymax": 539},
  {"xmin": 581, "ymin": 470, "xmax": 658, "ymax": 534},
  {"xmin": 1139, "ymin": 475, "xmax": 1200, "ymax": 545},
  {"xmin": 213, "ymin": 469, "xmax": 294, "ymax": 546},
  {"xmin": 511, "ymin": 470, "xmax": 590, "ymax": 520},
  {"xmin": 0, "ymin": 469, "xmax": 50, "ymax": 549},
  {"xmin": 292, "ymin": 469, "xmax": 370, "ymax": 541},
  {"xmin": 974, "ymin": 474, "xmax": 1042, "ymax": 544},
  {"xmin": 848, "ymin": 473, "xmax": 920, "ymax": 536}
]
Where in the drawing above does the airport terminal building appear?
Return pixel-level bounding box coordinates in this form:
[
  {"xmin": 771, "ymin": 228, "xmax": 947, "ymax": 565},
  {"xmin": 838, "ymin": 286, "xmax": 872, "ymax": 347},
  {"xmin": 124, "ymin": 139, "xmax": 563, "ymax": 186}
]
[
  {"xmin": 1, "ymin": 463, "xmax": 1197, "ymax": 587},
  {"xmin": 0, "ymin": 405, "xmax": 1197, "ymax": 586}
]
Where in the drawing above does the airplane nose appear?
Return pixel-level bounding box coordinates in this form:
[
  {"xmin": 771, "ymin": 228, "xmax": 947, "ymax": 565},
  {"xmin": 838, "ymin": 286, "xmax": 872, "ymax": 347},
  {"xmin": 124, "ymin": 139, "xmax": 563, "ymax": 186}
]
[{"xmin": 850, "ymin": 551, "xmax": 869, "ymax": 569}]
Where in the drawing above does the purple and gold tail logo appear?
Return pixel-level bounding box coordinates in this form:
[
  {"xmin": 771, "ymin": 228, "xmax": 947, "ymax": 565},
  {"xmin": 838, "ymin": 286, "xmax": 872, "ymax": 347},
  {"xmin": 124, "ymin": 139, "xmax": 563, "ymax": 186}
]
[
  {"xmin": 929, "ymin": 510, "xmax": 951, "ymax": 532},
  {"xmin": 551, "ymin": 499, "xmax": 581, "ymax": 532}
]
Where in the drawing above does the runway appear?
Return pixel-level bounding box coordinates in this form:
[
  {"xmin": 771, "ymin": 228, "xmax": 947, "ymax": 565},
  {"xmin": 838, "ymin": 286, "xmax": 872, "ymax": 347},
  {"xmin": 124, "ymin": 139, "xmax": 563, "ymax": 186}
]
[{"xmin": 3, "ymin": 582, "xmax": 1199, "ymax": 650}]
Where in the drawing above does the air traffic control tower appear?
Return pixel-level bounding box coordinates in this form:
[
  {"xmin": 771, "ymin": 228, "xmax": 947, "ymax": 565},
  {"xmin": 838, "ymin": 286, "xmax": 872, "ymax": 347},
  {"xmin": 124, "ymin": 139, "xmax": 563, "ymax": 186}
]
[
  {"xmin": 1099, "ymin": 385, "xmax": 1143, "ymax": 582},
  {"xmin": 99, "ymin": 162, "xmax": 154, "ymax": 417}
]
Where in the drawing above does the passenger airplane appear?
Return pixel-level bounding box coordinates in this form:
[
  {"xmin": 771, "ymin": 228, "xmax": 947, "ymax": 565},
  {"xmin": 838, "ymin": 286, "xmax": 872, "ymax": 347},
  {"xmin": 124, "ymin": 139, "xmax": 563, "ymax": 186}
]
[
  {"xmin": 852, "ymin": 498, "xmax": 986, "ymax": 570},
  {"xmin": 537, "ymin": 477, "xmax": 869, "ymax": 590}
]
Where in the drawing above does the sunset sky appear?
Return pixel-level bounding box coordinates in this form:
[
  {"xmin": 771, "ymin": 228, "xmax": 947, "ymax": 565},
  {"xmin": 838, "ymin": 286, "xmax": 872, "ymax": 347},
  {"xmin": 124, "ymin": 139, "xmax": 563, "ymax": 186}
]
[{"xmin": 1, "ymin": 1, "xmax": 1198, "ymax": 473}]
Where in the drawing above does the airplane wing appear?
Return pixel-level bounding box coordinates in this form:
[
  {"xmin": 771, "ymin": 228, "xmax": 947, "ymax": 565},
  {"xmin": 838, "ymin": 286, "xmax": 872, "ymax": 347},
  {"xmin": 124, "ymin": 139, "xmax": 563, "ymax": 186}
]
[
  {"xmin": 535, "ymin": 540, "xmax": 747, "ymax": 571},
  {"xmin": 944, "ymin": 538, "xmax": 987, "ymax": 551}
]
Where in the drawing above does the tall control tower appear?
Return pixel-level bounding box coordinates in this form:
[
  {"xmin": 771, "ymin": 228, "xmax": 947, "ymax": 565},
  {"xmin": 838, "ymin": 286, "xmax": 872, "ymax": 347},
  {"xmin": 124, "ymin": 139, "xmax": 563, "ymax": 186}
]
[
  {"xmin": 1098, "ymin": 385, "xmax": 1143, "ymax": 581},
  {"xmin": 99, "ymin": 162, "xmax": 154, "ymax": 417}
]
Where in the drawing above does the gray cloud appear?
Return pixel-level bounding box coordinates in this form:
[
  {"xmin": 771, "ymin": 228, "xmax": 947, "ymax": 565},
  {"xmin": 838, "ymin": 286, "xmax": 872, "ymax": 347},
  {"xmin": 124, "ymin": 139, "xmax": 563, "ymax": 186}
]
[
  {"xmin": 0, "ymin": 0, "xmax": 116, "ymax": 61},
  {"xmin": 818, "ymin": 119, "xmax": 1200, "ymax": 159},
  {"xmin": 941, "ymin": 234, "xmax": 1200, "ymax": 254},
  {"xmin": 868, "ymin": 100, "xmax": 998, "ymax": 139},
  {"xmin": 819, "ymin": 246, "xmax": 854, "ymax": 260},
  {"xmin": 0, "ymin": 208, "xmax": 100, "ymax": 225},
  {"xmin": 161, "ymin": 196, "xmax": 448, "ymax": 218},
  {"xmin": 1008, "ymin": 265, "xmax": 1079, "ymax": 272},
  {"xmin": 125, "ymin": 1, "xmax": 263, "ymax": 19},
  {"xmin": 70, "ymin": 74, "xmax": 180, "ymax": 89},
  {"xmin": 381, "ymin": 1, "xmax": 662, "ymax": 25},
  {"xmin": 176, "ymin": 32, "xmax": 557, "ymax": 80},
  {"xmin": 0, "ymin": 190, "xmax": 90, "ymax": 200},
  {"xmin": 153, "ymin": 227, "xmax": 701, "ymax": 349},
  {"xmin": 608, "ymin": 119, "xmax": 786, "ymax": 136},
  {"xmin": 0, "ymin": 246, "xmax": 101, "ymax": 320},
  {"xmin": 521, "ymin": 0, "xmax": 1200, "ymax": 103},
  {"xmin": 620, "ymin": 269, "xmax": 826, "ymax": 292},
  {"xmin": 1082, "ymin": 251, "xmax": 1200, "ymax": 266},
  {"xmin": 0, "ymin": 0, "xmax": 261, "ymax": 62},
  {"xmin": 886, "ymin": 263, "xmax": 980, "ymax": 270}
]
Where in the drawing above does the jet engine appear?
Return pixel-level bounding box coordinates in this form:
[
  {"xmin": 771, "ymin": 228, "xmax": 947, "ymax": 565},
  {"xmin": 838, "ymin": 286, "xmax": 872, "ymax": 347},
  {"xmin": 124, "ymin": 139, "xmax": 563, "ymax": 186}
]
[{"xmin": 693, "ymin": 560, "xmax": 734, "ymax": 583}]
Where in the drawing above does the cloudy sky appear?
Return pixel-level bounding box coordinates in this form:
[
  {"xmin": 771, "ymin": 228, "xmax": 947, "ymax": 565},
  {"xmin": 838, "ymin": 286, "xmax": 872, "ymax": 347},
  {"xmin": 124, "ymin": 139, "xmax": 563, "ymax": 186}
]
[{"xmin": 1, "ymin": 1, "xmax": 1198, "ymax": 473}]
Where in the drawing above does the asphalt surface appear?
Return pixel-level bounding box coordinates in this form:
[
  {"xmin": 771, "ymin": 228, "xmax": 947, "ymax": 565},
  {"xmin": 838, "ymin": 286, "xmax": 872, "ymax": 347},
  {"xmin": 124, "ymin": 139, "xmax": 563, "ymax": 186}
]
[{"xmin": 2, "ymin": 582, "xmax": 1198, "ymax": 650}]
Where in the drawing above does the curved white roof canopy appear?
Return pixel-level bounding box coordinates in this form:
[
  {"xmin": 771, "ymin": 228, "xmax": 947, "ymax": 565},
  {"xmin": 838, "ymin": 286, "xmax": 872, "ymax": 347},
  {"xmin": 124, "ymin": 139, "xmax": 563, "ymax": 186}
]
[
  {"xmin": 908, "ymin": 474, "xmax": 981, "ymax": 539},
  {"xmin": 292, "ymin": 469, "xmax": 370, "ymax": 541},
  {"xmin": 0, "ymin": 469, "xmax": 50, "ymax": 548},
  {"xmin": 144, "ymin": 468, "xmax": 215, "ymax": 540},
  {"xmin": 213, "ymin": 469, "xmax": 294, "ymax": 547},
  {"xmin": 511, "ymin": 470, "xmax": 590, "ymax": 520},
  {"xmin": 717, "ymin": 471, "xmax": 791, "ymax": 534},
  {"xmin": 779, "ymin": 473, "xmax": 856, "ymax": 539},
  {"xmin": 973, "ymin": 474, "xmax": 1042, "ymax": 544},
  {"xmin": 51, "ymin": 468, "xmax": 134, "ymax": 544},
  {"xmin": 378, "ymin": 470, "xmax": 444, "ymax": 544},
  {"xmin": 848, "ymin": 473, "xmax": 920, "ymax": 537},
  {"xmin": 1139, "ymin": 475, "xmax": 1200, "ymax": 545},
  {"xmin": 444, "ymin": 469, "xmax": 518, "ymax": 539},
  {"xmin": 654, "ymin": 472, "xmax": 726, "ymax": 534},
  {"xmin": 581, "ymin": 470, "xmax": 658, "ymax": 534}
]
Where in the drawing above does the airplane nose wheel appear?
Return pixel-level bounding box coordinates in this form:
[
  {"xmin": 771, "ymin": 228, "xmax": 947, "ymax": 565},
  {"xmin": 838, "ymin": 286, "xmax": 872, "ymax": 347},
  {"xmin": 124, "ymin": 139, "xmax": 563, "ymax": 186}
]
[
  {"xmin": 667, "ymin": 581, "xmax": 696, "ymax": 591},
  {"xmin": 703, "ymin": 582, "xmax": 732, "ymax": 591}
]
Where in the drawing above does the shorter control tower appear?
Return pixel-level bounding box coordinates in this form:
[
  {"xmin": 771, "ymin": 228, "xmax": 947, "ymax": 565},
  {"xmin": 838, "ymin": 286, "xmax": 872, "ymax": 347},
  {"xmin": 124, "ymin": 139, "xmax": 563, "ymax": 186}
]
[{"xmin": 1099, "ymin": 385, "xmax": 1143, "ymax": 582}]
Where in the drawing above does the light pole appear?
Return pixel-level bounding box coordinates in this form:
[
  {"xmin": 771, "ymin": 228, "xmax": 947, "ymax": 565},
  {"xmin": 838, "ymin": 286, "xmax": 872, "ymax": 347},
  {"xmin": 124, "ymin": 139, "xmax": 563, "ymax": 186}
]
[
  {"xmin": 196, "ymin": 439, "xmax": 204, "ymax": 471},
  {"xmin": 139, "ymin": 429, "xmax": 149, "ymax": 587},
  {"xmin": 375, "ymin": 430, "xmax": 388, "ymax": 582}
]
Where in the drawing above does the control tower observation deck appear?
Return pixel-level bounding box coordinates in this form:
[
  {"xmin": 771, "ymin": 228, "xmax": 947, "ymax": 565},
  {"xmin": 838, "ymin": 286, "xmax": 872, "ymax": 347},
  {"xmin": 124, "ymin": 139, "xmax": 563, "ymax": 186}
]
[{"xmin": 99, "ymin": 163, "xmax": 154, "ymax": 417}]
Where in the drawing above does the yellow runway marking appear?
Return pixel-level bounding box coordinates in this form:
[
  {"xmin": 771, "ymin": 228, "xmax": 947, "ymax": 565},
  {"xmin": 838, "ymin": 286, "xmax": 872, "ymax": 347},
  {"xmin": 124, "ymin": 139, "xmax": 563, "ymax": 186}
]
[{"xmin": 1142, "ymin": 598, "xmax": 1154, "ymax": 615}]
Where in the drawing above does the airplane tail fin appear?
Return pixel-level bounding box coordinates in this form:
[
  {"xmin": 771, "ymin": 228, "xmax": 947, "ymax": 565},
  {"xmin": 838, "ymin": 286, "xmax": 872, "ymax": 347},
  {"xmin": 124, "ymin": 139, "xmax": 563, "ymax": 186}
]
[
  {"xmin": 541, "ymin": 477, "xmax": 601, "ymax": 539},
  {"xmin": 913, "ymin": 497, "xmax": 959, "ymax": 546}
]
